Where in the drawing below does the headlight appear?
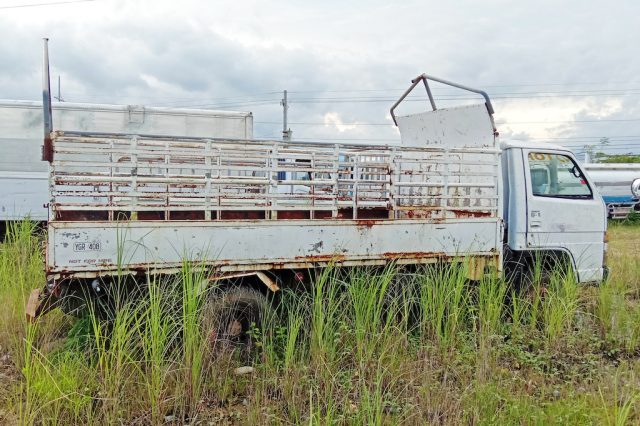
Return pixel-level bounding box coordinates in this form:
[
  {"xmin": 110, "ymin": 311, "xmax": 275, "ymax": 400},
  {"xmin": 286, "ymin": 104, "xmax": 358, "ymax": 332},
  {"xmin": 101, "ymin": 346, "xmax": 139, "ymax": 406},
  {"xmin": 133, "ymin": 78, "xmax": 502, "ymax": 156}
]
[{"xmin": 632, "ymin": 178, "xmax": 640, "ymax": 198}]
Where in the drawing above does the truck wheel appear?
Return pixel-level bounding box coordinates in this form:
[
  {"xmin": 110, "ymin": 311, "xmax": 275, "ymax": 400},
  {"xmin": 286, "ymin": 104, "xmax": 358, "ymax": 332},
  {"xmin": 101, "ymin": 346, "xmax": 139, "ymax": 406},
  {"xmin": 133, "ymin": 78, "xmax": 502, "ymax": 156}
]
[{"xmin": 201, "ymin": 287, "xmax": 271, "ymax": 351}]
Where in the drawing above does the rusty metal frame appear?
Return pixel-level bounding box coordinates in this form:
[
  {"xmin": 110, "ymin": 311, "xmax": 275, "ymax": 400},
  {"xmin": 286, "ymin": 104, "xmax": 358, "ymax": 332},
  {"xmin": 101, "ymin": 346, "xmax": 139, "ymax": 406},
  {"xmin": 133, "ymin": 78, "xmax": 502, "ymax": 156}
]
[
  {"xmin": 390, "ymin": 73, "xmax": 495, "ymax": 126},
  {"xmin": 42, "ymin": 38, "xmax": 54, "ymax": 162}
]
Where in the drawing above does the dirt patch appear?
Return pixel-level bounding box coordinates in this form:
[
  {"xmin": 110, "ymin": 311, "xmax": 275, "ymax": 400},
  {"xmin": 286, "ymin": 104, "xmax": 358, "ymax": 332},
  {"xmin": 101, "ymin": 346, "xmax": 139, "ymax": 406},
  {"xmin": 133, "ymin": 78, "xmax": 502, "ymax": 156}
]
[{"xmin": 0, "ymin": 345, "xmax": 19, "ymax": 424}]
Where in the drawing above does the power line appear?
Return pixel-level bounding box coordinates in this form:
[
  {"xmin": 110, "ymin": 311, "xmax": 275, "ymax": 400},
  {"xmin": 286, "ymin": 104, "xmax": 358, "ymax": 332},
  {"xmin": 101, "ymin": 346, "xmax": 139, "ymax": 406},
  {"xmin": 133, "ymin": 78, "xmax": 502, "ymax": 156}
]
[
  {"xmin": 255, "ymin": 121, "xmax": 392, "ymax": 126},
  {"xmin": 255, "ymin": 117, "xmax": 640, "ymax": 127},
  {"xmin": 288, "ymin": 87, "xmax": 640, "ymax": 98},
  {"xmin": 0, "ymin": 0, "xmax": 99, "ymax": 9},
  {"xmin": 162, "ymin": 94, "xmax": 281, "ymax": 107},
  {"xmin": 60, "ymin": 85, "xmax": 640, "ymax": 106},
  {"xmin": 288, "ymin": 82, "xmax": 640, "ymax": 94},
  {"xmin": 541, "ymin": 143, "xmax": 640, "ymax": 148},
  {"xmin": 559, "ymin": 140, "xmax": 640, "ymax": 144},
  {"xmin": 288, "ymin": 93, "xmax": 640, "ymax": 104},
  {"xmin": 526, "ymin": 135, "xmax": 640, "ymax": 140},
  {"xmin": 172, "ymin": 99, "xmax": 280, "ymax": 109},
  {"xmin": 289, "ymin": 88, "xmax": 640, "ymax": 97},
  {"xmin": 62, "ymin": 91, "xmax": 281, "ymax": 103},
  {"xmin": 501, "ymin": 118, "xmax": 640, "ymax": 124}
]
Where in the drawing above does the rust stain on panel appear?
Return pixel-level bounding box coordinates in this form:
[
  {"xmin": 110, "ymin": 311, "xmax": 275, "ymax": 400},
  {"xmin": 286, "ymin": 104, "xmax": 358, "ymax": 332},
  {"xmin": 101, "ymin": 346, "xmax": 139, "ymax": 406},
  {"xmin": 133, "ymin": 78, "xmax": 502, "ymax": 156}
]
[
  {"xmin": 449, "ymin": 209, "xmax": 493, "ymax": 218},
  {"xmin": 382, "ymin": 251, "xmax": 442, "ymax": 260},
  {"xmin": 294, "ymin": 254, "xmax": 347, "ymax": 262},
  {"xmin": 356, "ymin": 219, "xmax": 380, "ymax": 229}
]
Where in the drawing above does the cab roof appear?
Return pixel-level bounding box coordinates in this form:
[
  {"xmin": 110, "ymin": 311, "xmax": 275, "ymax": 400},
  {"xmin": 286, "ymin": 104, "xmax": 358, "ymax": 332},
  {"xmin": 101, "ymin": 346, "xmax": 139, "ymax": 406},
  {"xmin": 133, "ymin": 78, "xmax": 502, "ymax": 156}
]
[{"xmin": 501, "ymin": 139, "xmax": 573, "ymax": 153}]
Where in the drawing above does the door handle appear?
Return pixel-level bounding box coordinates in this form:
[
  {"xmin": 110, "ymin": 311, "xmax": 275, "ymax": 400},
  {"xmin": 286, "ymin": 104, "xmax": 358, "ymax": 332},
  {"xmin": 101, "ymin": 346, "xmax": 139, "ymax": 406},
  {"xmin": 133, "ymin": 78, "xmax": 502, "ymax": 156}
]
[{"xmin": 530, "ymin": 220, "xmax": 541, "ymax": 228}]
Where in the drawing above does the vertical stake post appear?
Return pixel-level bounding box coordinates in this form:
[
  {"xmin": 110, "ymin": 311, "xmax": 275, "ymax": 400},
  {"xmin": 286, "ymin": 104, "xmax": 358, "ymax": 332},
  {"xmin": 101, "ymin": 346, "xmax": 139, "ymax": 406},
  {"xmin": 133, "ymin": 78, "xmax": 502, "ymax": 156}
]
[
  {"xmin": 281, "ymin": 90, "xmax": 292, "ymax": 141},
  {"xmin": 42, "ymin": 38, "xmax": 54, "ymax": 162}
]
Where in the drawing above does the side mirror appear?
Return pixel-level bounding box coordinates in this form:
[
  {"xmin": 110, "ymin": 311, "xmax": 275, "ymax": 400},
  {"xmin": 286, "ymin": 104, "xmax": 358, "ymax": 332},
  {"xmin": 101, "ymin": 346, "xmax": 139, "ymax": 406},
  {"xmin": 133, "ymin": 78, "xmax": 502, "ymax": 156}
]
[{"xmin": 632, "ymin": 178, "xmax": 640, "ymax": 198}]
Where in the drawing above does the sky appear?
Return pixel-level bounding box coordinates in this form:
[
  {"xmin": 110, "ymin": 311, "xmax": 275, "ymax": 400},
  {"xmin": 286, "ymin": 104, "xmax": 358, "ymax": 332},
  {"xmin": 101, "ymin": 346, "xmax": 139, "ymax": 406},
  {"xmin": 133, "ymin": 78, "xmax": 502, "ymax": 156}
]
[{"xmin": 1, "ymin": 0, "xmax": 639, "ymax": 159}]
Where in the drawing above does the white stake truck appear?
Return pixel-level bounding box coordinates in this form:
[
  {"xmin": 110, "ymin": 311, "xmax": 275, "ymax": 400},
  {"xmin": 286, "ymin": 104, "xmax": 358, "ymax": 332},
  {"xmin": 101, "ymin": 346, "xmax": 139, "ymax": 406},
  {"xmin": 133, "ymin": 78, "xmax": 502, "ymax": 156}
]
[
  {"xmin": 0, "ymin": 100, "xmax": 253, "ymax": 227},
  {"xmin": 27, "ymin": 68, "xmax": 608, "ymax": 325}
]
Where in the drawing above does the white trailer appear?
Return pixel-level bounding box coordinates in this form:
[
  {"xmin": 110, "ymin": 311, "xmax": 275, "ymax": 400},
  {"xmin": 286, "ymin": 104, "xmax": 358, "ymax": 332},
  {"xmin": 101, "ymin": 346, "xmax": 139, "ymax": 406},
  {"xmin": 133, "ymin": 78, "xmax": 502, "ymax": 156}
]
[
  {"xmin": 28, "ymin": 72, "xmax": 608, "ymax": 324},
  {"xmin": 0, "ymin": 100, "xmax": 253, "ymax": 222}
]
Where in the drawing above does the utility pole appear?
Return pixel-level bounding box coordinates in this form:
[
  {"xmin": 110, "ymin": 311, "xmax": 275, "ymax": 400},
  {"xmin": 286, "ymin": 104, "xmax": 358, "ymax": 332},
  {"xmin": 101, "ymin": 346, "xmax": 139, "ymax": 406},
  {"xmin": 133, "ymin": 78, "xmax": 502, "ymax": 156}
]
[
  {"xmin": 54, "ymin": 75, "xmax": 64, "ymax": 102},
  {"xmin": 281, "ymin": 90, "xmax": 291, "ymax": 141}
]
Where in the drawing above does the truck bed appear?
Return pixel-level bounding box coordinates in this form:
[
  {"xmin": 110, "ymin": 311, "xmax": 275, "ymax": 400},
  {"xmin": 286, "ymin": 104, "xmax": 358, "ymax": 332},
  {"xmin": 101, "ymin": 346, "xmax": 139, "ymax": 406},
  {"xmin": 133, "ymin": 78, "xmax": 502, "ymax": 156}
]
[{"xmin": 46, "ymin": 104, "xmax": 502, "ymax": 279}]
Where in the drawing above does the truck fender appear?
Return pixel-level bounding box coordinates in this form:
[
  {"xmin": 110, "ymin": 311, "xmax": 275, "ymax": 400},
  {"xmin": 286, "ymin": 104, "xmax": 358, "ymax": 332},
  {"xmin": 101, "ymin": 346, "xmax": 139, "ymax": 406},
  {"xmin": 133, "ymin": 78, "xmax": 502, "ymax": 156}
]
[{"xmin": 504, "ymin": 246, "xmax": 578, "ymax": 285}]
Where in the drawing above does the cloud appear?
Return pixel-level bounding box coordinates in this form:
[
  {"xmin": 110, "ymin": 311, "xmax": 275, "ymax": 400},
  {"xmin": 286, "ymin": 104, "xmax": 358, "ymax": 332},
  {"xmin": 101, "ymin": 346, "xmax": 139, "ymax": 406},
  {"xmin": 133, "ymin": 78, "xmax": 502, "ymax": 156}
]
[
  {"xmin": 0, "ymin": 0, "xmax": 638, "ymax": 155},
  {"xmin": 323, "ymin": 112, "xmax": 359, "ymax": 133}
]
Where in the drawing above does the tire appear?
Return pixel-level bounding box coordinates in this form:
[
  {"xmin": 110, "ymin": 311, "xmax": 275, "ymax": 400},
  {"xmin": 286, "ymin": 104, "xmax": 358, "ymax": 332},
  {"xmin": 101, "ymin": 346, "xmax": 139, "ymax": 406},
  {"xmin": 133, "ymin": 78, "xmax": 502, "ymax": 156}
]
[{"xmin": 201, "ymin": 287, "xmax": 271, "ymax": 350}]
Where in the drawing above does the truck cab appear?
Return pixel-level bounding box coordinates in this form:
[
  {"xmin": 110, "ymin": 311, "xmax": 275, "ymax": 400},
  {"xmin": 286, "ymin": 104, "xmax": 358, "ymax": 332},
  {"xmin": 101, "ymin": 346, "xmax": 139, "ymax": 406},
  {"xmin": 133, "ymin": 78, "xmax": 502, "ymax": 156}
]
[{"xmin": 502, "ymin": 141, "xmax": 607, "ymax": 283}]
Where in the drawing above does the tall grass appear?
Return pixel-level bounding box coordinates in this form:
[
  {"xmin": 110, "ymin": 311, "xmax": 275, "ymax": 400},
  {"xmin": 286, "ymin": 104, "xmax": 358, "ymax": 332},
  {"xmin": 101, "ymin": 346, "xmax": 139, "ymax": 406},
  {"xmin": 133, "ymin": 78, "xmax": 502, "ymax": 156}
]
[
  {"xmin": 140, "ymin": 275, "xmax": 174, "ymax": 424},
  {"xmin": 2, "ymin": 221, "xmax": 640, "ymax": 424},
  {"xmin": 0, "ymin": 221, "xmax": 45, "ymax": 353},
  {"xmin": 177, "ymin": 261, "xmax": 207, "ymax": 417},
  {"xmin": 475, "ymin": 271, "xmax": 507, "ymax": 380},
  {"xmin": 542, "ymin": 267, "xmax": 579, "ymax": 343},
  {"xmin": 596, "ymin": 227, "xmax": 640, "ymax": 354},
  {"xmin": 88, "ymin": 292, "xmax": 140, "ymax": 421},
  {"xmin": 345, "ymin": 265, "xmax": 396, "ymax": 361},
  {"xmin": 417, "ymin": 261, "xmax": 469, "ymax": 351}
]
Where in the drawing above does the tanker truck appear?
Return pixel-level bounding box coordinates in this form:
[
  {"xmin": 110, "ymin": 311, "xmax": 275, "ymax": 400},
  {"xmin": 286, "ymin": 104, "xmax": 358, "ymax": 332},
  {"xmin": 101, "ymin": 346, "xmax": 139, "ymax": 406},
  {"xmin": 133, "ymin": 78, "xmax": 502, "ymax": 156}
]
[{"xmin": 582, "ymin": 163, "xmax": 640, "ymax": 219}]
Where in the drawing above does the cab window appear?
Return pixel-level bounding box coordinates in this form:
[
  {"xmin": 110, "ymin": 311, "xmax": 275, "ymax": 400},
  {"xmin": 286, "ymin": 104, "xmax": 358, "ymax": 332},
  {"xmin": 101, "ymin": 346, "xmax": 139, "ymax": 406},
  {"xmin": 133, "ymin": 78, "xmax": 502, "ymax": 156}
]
[{"xmin": 527, "ymin": 152, "xmax": 592, "ymax": 199}]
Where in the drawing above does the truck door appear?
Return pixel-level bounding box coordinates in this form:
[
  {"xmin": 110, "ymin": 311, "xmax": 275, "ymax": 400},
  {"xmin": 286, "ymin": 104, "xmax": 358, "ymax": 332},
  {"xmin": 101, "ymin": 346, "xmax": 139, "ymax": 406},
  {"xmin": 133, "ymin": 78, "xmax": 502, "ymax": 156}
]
[{"xmin": 524, "ymin": 150, "xmax": 606, "ymax": 282}]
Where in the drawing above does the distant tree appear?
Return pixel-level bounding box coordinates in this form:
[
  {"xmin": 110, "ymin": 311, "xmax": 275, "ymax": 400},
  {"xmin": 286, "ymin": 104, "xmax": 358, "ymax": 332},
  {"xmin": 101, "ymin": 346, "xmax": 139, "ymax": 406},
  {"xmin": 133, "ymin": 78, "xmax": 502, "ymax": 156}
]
[
  {"xmin": 584, "ymin": 137, "xmax": 610, "ymax": 162},
  {"xmin": 584, "ymin": 137, "xmax": 640, "ymax": 163},
  {"xmin": 600, "ymin": 154, "xmax": 640, "ymax": 163}
]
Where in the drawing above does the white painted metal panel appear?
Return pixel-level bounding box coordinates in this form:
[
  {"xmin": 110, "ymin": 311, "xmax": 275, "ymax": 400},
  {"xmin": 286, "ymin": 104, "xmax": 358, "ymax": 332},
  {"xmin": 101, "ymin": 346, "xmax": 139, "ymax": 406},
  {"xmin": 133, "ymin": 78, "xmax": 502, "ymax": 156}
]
[
  {"xmin": 0, "ymin": 172, "xmax": 48, "ymax": 220},
  {"xmin": 47, "ymin": 219, "xmax": 500, "ymax": 277},
  {"xmin": 396, "ymin": 104, "xmax": 496, "ymax": 148}
]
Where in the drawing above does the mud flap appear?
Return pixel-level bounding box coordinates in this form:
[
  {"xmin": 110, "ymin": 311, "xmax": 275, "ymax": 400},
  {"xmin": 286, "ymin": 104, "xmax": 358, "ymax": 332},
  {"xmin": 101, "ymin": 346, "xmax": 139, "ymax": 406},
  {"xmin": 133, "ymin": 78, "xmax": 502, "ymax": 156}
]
[{"xmin": 25, "ymin": 288, "xmax": 56, "ymax": 322}]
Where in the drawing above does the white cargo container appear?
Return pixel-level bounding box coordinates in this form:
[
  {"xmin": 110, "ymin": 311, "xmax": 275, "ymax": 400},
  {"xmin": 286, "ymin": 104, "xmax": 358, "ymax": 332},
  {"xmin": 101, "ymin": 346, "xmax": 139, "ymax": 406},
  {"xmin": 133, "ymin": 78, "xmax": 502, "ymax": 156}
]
[
  {"xmin": 28, "ymin": 72, "xmax": 608, "ymax": 324},
  {"xmin": 0, "ymin": 100, "xmax": 253, "ymax": 221}
]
